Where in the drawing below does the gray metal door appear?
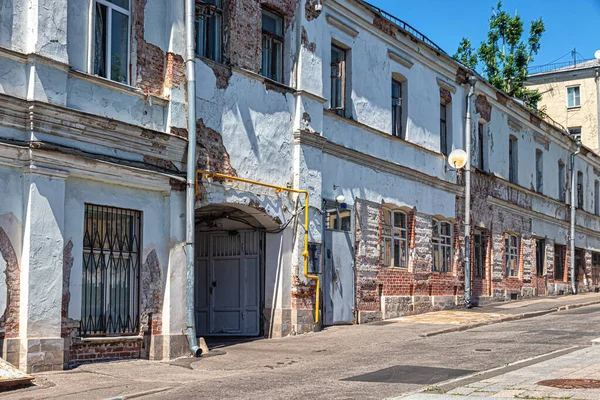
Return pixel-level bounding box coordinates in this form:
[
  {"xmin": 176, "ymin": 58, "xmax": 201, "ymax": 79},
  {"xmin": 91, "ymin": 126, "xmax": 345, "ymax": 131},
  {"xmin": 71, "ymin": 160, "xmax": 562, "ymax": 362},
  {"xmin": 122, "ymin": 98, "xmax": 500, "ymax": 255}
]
[
  {"xmin": 195, "ymin": 231, "xmax": 261, "ymax": 336},
  {"xmin": 323, "ymin": 229, "xmax": 354, "ymax": 325}
]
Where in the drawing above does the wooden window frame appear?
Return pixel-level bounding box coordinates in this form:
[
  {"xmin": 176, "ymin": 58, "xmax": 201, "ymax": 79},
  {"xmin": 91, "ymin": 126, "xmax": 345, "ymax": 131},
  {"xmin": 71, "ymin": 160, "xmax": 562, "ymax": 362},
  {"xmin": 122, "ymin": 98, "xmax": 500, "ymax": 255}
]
[
  {"xmin": 195, "ymin": 0, "xmax": 224, "ymax": 63},
  {"xmin": 261, "ymin": 8, "xmax": 284, "ymax": 83},
  {"xmin": 392, "ymin": 79, "xmax": 404, "ymax": 138},
  {"xmin": 382, "ymin": 208, "xmax": 408, "ymax": 269},
  {"xmin": 504, "ymin": 234, "xmax": 519, "ymax": 277},
  {"xmin": 330, "ymin": 44, "xmax": 347, "ymax": 115},
  {"xmin": 432, "ymin": 219, "xmax": 452, "ymax": 273}
]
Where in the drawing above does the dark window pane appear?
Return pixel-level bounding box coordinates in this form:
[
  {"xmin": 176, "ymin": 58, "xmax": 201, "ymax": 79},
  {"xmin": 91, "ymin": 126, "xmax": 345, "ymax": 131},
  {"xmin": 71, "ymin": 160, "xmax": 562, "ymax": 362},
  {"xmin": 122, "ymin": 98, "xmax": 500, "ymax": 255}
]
[
  {"xmin": 110, "ymin": 10, "xmax": 129, "ymax": 83},
  {"xmin": 94, "ymin": 3, "xmax": 108, "ymax": 78},
  {"xmin": 108, "ymin": 0, "xmax": 129, "ymax": 9}
]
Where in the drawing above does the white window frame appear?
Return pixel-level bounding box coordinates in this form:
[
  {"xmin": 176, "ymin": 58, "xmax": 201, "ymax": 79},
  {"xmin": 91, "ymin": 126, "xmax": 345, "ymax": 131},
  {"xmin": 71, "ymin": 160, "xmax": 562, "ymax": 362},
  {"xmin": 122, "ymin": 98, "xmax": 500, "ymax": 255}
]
[
  {"xmin": 566, "ymin": 85, "xmax": 581, "ymax": 108},
  {"xmin": 432, "ymin": 219, "xmax": 452, "ymax": 273},
  {"xmin": 89, "ymin": 0, "xmax": 132, "ymax": 85},
  {"xmin": 504, "ymin": 234, "xmax": 519, "ymax": 277},
  {"xmin": 381, "ymin": 208, "xmax": 408, "ymax": 269}
]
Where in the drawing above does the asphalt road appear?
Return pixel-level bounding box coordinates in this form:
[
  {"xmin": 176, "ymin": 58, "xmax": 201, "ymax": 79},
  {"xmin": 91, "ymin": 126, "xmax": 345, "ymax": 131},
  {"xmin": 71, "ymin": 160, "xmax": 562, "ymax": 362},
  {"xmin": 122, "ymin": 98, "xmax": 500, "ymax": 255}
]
[{"xmin": 7, "ymin": 304, "xmax": 600, "ymax": 400}]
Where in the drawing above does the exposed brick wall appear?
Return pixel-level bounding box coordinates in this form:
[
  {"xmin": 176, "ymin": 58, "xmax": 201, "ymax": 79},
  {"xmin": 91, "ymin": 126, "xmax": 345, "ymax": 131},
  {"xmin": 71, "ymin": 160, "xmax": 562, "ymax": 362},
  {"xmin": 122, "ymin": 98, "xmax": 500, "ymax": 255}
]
[
  {"xmin": 227, "ymin": 0, "xmax": 299, "ymax": 73},
  {"xmin": 134, "ymin": 0, "xmax": 165, "ymax": 95},
  {"xmin": 0, "ymin": 227, "xmax": 19, "ymax": 339},
  {"xmin": 373, "ymin": 15, "xmax": 396, "ymax": 37},
  {"xmin": 165, "ymin": 52, "xmax": 185, "ymax": 90},
  {"xmin": 475, "ymin": 94, "xmax": 492, "ymax": 122},
  {"xmin": 69, "ymin": 339, "xmax": 142, "ymax": 368},
  {"xmin": 440, "ymin": 87, "xmax": 452, "ymax": 105},
  {"xmin": 196, "ymin": 119, "xmax": 238, "ymax": 177},
  {"xmin": 354, "ymin": 198, "xmax": 383, "ymax": 311}
]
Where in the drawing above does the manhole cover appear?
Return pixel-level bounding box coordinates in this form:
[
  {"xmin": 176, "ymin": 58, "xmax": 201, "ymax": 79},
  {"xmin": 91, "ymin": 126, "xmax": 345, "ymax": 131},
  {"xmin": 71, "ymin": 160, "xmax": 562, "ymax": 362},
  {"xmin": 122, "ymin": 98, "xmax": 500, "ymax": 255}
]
[
  {"xmin": 343, "ymin": 365, "xmax": 475, "ymax": 384},
  {"xmin": 538, "ymin": 379, "xmax": 600, "ymax": 389}
]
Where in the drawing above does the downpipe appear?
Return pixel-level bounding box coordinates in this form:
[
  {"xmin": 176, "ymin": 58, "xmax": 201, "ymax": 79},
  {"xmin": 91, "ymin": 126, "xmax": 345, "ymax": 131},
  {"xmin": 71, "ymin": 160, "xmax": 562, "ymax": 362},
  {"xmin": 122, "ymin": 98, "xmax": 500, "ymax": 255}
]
[
  {"xmin": 464, "ymin": 75, "xmax": 476, "ymax": 308},
  {"xmin": 569, "ymin": 140, "xmax": 581, "ymax": 295},
  {"xmin": 184, "ymin": 0, "xmax": 201, "ymax": 357}
]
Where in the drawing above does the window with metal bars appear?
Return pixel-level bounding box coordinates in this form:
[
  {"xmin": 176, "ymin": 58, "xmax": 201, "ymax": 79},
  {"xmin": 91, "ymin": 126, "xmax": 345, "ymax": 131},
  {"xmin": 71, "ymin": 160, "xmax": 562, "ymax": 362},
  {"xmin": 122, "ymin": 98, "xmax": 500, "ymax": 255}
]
[
  {"xmin": 195, "ymin": 0, "xmax": 223, "ymax": 62},
  {"xmin": 261, "ymin": 8, "xmax": 283, "ymax": 83},
  {"xmin": 592, "ymin": 252, "xmax": 600, "ymax": 285},
  {"xmin": 81, "ymin": 204, "xmax": 141, "ymax": 336},
  {"xmin": 432, "ymin": 219, "xmax": 452, "ymax": 272}
]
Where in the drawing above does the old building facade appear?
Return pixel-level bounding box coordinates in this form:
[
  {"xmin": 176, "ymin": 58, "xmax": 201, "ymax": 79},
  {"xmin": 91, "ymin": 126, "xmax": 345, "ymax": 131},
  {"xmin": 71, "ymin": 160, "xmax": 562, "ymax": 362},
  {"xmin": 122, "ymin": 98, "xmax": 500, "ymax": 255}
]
[
  {"xmin": 526, "ymin": 58, "xmax": 600, "ymax": 152},
  {"xmin": 1, "ymin": 0, "xmax": 600, "ymax": 373}
]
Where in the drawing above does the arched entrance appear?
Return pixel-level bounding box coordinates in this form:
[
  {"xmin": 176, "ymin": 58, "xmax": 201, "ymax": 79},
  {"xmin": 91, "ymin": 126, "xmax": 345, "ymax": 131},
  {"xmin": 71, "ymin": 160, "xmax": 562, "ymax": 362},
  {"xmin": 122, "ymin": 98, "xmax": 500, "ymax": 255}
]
[{"xmin": 194, "ymin": 204, "xmax": 275, "ymax": 337}]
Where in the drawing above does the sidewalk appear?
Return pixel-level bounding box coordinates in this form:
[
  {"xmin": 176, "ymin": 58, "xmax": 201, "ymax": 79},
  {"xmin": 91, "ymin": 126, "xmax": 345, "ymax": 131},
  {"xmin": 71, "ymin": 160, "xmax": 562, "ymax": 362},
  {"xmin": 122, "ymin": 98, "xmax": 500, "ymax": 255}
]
[
  {"xmin": 400, "ymin": 344, "xmax": 600, "ymax": 399},
  {"xmin": 391, "ymin": 292, "xmax": 600, "ymax": 336}
]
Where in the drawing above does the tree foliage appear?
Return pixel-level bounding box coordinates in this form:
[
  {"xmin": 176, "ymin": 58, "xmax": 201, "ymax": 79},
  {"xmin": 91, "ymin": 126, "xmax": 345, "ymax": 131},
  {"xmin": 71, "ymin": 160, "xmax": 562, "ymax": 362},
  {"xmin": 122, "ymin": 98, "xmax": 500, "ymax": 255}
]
[{"xmin": 453, "ymin": 2, "xmax": 545, "ymax": 107}]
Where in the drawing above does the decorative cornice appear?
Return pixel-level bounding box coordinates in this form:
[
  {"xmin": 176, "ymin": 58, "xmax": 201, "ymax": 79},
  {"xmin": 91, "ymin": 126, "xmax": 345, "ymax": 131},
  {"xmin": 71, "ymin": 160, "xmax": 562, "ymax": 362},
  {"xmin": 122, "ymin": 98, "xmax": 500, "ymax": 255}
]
[
  {"xmin": 436, "ymin": 77, "xmax": 456, "ymax": 94},
  {"xmin": 388, "ymin": 50, "xmax": 413, "ymax": 69},
  {"xmin": 326, "ymin": 14, "xmax": 360, "ymax": 38},
  {"xmin": 295, "ymin": 131, "xmax": 463, "ymax": 195},
  {"xmin": 294, "ymin": 89, "xmax": 327, "ymax": 104},
  {"xmin": 0, "ymin": 93, "xmax": 187, "ymax": 170}
]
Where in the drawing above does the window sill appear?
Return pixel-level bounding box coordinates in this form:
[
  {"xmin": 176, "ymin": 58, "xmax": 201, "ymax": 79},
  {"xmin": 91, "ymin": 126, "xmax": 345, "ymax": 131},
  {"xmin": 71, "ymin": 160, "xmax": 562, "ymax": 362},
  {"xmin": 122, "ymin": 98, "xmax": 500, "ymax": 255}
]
[
  {"xmin": 79, "ymin": 335, "xmax": 143, "ymax": 343},
  {"xmin": 68, "ymin": 69, "xmax": 169, "ymax": 106}
]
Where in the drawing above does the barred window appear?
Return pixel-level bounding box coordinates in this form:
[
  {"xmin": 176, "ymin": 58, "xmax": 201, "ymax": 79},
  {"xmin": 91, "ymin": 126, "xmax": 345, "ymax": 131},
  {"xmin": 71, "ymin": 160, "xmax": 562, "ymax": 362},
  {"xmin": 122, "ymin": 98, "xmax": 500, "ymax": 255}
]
[
  {"xmin": 195, "ymin": 0, "xmax": 223, "ymax": 62},
  {"xmin": 504, "ymin": 234, "xmax": 519, "ymax": 277},
  {"xmin": 432, "ymin": 219, "xmax": 452, "ymax": 272},
  {"xmin": 81, "ymin": 204, "xmax": 141, "ymax": 336},
  {"xmin": 382, "ymin": 209, "xmax": 408, "ymax": 268}
]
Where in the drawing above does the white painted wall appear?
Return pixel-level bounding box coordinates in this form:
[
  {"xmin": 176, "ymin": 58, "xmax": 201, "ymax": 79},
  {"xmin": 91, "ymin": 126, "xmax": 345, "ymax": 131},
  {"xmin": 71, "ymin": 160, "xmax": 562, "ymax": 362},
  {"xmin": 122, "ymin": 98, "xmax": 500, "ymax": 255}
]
[{"xmin": 64, "ymin": 177, "xmax": 170, "ymax": 321}]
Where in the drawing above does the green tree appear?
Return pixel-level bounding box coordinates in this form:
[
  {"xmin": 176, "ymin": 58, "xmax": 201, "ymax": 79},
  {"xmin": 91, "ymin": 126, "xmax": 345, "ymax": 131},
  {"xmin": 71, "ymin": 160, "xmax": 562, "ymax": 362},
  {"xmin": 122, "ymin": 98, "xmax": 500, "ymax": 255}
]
[{"xmin": 453, "ymin": 2, "xmax": 545, "ymax": 108}]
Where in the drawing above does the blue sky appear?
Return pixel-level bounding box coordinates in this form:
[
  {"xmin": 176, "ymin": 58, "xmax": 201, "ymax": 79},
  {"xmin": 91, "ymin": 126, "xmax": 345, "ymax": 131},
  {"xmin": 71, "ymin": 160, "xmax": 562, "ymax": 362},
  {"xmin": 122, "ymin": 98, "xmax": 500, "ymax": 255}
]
[{"xmin": 366, "ymin": 0, "xmax": 600, "ymax": 68}]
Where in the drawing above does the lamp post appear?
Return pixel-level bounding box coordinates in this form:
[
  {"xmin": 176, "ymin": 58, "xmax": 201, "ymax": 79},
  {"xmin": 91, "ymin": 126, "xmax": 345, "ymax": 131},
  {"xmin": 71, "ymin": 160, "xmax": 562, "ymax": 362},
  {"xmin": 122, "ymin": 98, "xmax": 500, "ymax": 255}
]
[{"xmin": 447, "ymin": 149, "xmax": 471, "ymax": 307}]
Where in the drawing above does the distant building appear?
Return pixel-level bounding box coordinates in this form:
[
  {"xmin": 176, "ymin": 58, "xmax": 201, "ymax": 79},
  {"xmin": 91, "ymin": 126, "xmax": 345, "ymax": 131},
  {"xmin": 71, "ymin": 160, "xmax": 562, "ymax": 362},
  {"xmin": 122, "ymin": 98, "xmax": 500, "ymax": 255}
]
[{"xmin": 526, "ymin": 58, "xmax": 600, "ymax": 152}]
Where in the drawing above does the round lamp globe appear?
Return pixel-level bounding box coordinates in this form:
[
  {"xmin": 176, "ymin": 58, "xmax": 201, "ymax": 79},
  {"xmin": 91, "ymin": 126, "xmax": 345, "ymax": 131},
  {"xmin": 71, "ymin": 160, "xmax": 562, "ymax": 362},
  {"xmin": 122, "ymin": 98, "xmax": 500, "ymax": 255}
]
[{"xmin": 448, "ymin": 149, "xmax": 468, "ymax": 169}]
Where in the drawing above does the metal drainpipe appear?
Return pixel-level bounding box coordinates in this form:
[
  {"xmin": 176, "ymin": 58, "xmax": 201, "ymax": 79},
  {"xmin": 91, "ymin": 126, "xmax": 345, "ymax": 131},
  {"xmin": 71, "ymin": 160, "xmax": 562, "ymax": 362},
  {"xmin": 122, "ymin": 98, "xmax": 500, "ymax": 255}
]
[
  {"xmin": 464, "ymin": 75, "xmax": 476, "ymax": 308},
  {"xmin": 184, "ymin": 0, "xmax": 201, "ymax": 357},
  {"xmin": 569, "ymin": 139, "xmax": 581, "ymax": 295}
]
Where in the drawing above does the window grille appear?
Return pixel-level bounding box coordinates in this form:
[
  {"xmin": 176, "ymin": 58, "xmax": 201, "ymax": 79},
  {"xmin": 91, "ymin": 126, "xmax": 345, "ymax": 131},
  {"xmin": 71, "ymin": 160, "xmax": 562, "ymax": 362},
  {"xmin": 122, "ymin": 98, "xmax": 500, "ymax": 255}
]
[
  {"xmin": 432, "ymin": 219, "xmax": 452, "ymax": 272},
  {"xmin": 195, "ymin": 0, "xmax": 223, "ymax": 62},
  {"xmin": 81, "ymin": 204, "xmax": 141, "ymax": 336}
]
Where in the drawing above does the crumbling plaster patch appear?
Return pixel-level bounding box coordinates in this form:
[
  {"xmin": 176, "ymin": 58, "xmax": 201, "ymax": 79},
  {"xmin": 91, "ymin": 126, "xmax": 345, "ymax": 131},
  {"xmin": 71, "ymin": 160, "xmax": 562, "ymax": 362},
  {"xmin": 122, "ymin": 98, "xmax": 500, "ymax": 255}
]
[
  {"xmin": 475, "ymin": 94, "xmax": 492, "ymax": 122},
  {"xmin": 0, "ymin": 227, "xmax": 19, "ymax": 338},
  {"xmin": 135, "ymin": 0, "xmax": 166, "ymax": 95},
  {"xmin": 140, "ymin": 249, "xmax": 163, "ymax": 334}
]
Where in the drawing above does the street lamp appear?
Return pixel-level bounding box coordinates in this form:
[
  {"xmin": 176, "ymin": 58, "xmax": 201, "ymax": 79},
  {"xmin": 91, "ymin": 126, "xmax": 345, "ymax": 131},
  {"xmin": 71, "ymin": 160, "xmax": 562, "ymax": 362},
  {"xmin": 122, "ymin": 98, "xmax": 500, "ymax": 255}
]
[{"xmin": 448, "ymin": 75, "xmax": 476, "ymax": 308}]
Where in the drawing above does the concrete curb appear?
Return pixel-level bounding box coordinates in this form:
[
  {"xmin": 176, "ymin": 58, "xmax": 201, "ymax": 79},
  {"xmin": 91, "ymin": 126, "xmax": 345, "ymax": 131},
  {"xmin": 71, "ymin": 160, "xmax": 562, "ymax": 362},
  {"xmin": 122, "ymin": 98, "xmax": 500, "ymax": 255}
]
[{"xmin": 420, "ymin": 299, "xmax": 600, "ymax": 337}]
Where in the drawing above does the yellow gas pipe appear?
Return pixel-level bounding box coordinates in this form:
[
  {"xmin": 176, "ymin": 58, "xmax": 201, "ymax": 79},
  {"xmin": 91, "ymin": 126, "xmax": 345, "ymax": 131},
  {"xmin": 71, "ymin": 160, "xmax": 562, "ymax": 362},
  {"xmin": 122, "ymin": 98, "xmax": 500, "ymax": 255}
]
[{"xmin": 195, "ymin": 169, "xmax": 320, "ymax": 324}]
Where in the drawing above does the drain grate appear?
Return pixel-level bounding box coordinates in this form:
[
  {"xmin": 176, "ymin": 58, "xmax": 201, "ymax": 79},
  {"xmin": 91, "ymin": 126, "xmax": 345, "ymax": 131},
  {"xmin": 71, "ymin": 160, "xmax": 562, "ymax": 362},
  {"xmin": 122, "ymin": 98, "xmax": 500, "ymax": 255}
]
[
  {"xmin": 370, "ymin": 321, "xmax": 398, "ymax": 326},
  {"xmin": 538, "ymin": 379, "xmax": 600, "ymax": 389},
  {"xmin": 343, "ymin": 365, "xmax": 475, "ymax": 384}
]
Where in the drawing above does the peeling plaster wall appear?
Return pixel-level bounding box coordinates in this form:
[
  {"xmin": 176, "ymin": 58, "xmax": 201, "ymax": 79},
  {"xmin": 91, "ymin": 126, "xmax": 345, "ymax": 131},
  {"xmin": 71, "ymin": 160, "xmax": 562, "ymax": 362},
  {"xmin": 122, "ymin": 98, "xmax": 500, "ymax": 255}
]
[
  {"xmin": 0, "ymin": 165, "xmax": 24, "ymax": 336},
  {"xmin": 63, "ymin": 177, "xmax": 170, "ymax": 323},
  {"xmin": 322, "ymin": 13, "xmax": 466, "ymax": 154}
]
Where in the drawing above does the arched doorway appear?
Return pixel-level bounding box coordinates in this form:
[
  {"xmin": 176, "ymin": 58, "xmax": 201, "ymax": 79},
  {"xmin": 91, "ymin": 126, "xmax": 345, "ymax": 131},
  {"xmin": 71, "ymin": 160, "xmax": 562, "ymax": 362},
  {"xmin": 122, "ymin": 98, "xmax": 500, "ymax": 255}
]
[{"xmin": 194, "ymin": 204, "xmax": 274, "ymax": 337}]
